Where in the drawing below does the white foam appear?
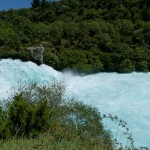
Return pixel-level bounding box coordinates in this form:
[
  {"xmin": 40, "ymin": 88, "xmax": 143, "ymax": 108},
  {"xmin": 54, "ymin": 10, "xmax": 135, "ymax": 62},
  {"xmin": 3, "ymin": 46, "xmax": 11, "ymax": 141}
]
[{"xmin": 64, "ymin": 72, "xmax": 150, "ymax": 147}]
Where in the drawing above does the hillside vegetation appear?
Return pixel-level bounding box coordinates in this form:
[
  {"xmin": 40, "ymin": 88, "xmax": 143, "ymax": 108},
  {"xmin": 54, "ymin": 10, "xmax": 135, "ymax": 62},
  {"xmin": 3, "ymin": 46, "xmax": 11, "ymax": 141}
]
[
  {"xmin": 1, "ymin": 82, "xmax": 147, "ymax": 149},
  {"xmin": 0, "ymin": 0, "xmax": 149, "ymax": 73},
  {"xmin": 0, "ymin": 83, "xmax": 119, "ymax": 150}
]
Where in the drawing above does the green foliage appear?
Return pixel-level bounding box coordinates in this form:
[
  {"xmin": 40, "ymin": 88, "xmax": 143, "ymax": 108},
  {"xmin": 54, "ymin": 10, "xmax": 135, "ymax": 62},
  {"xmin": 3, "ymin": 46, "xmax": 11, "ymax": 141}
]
[
  {"xmin": 0, "ymin": 0, "xmax": 149, "ymax": 73},
  {"xmin": 0, "ymin": 83, "xmax": 116, "ymax": 149},
  {"xmin": 137, "ymin": 61, "xmax": 148, "ymax": 72},
  {"xmin": 31, "ymin": 0, "xmax": 41, "ymax": 8},
  {"xmin": 64, "ymin": 101, "xmax": 112, "ymax": 146},
  {"xmin": 0, "ymin": 107, "xmax": 10, "ymax": 139},
  {"xmin": 44, "ymin": 50, "xmax": 59, "ymax": 68},
  {"xmin": 119, "ymin": 59, "xmax": 135, "ymax": 73},
  {"xmin": 0, "ymin": 83, "xmax": 145, "ymax": 149},
  {"xmin": 8, "ymin": 95, "xmax": 50, "ymax": 137}
]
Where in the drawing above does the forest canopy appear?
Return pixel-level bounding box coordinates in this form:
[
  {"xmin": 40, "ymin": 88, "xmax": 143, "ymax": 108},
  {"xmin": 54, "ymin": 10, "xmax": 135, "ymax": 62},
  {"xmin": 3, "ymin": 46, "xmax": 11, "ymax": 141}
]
[{"xmin": 0, "ymin": 0, "xmax": 149, "ymax": 73}]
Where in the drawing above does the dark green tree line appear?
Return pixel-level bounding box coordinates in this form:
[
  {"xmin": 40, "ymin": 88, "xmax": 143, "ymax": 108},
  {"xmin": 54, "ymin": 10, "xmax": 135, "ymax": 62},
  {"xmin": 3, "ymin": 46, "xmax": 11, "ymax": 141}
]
[{"xmin": 0, "ymin": 0, "xmax": 149, "ymax": 73}]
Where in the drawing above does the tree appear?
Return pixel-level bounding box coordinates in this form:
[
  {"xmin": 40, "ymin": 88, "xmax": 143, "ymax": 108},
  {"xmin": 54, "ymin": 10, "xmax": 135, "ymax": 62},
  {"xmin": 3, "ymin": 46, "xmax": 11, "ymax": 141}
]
[
  {"xmin": 137, "ymin": 61, "xmax": 148, "ymax": 72},
  {"xmin": 41, "ymin": 0, "xmax": 48, "ymax": 5},
  {"xmin": 64, "ymin": 101, "xmax": 113, "ymax": 148},
  {"xmin": 31, "ymin": 0, "xmax": 49, "ymax": 8},
  {"xmin": 41, "ymin": 0, "xmax": 49, "ymax": 8},
  {"xmin": 119, "ymin": 59, "xmax": 135, "ymax": 73},
  {"xmin": 8, "ymin": 95, "xmax": 50, "ymax": 136},
  {"xmin": 31, "ymin": 0, "xmax": 41, "ymax": 8}
]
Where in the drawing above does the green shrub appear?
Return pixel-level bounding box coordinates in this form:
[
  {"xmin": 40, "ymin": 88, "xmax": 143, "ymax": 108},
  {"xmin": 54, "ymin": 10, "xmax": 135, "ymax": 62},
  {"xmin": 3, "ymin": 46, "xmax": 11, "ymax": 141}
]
[
  {"xmin": 0, "ymin": 82, "xmax": 139, "ymax": 149},
  {"xmin": 0, "ymin": 107, "xmax": 10, "ymax": 139},
  {"xmin": 137, "ymin": 61, "xmax": 148, "ymax": 72},
  {"xmin": 119, "ymin": 59, "xmax": 135, "ymax": 73},
  {"xmin": 63, "ymin": 100, "xmax": 114, "ymax": 148},
  {"xmin": 8, "ymin": 95, "xmax": 51, "ymax": 137}
]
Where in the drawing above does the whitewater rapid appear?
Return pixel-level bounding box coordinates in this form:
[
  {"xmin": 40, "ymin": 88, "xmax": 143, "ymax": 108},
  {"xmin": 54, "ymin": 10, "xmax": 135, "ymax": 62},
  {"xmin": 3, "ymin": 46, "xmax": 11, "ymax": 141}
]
[{"xmin": 0, "ymin": 59, "xmax": 150, "ymax": 147}]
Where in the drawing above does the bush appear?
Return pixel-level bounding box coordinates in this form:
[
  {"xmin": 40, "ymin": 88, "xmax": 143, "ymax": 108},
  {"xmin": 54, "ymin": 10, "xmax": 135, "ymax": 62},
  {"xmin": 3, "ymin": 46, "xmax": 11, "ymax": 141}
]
[
  {"xmin": 137, "ymin": 61, "xmax": 148, "ymax": 72},
  {"xmin": 8, "ymin": 95, "xmax": 51, "ymax": 137},
  {"xmin": 0, "ymin": 82, "xmax": 65, "ymax": 138},
  {"xmin": 119, "ymin": 59, "xmax": 135, "ymax": 73},
  {"xmin": 63, "ymin": 100, "xmax": 114, "ymax": 148},
  {"xmin": 0, "ymin": 82, "xmax": 114, "ymax": 149}
]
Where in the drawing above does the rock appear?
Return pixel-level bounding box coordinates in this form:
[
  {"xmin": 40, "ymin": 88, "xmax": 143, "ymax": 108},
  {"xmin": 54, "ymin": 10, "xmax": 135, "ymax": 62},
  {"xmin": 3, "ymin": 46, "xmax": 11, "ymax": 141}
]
[{"xmin": 27, "ymin": 44, "xmax": 45, "ymax": 64}]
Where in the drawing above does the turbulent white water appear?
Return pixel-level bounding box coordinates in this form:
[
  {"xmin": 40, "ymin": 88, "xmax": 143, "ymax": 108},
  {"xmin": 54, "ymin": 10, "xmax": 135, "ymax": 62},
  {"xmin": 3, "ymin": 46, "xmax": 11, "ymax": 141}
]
[{"xmin": 0, "ymin": 59, "xmax": 150, "ymax": 147}]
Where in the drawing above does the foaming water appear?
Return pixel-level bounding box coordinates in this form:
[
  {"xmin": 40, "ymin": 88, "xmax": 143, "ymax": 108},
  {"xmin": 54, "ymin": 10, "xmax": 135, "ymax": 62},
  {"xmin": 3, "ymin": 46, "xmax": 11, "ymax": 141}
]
[
  {"xmin": 64, "ymin": 71, "xmax": 150, "ymax": 147},
  {"xmin": 0, "ymin": 59, "xmax": 150, "ymax": 147},
  {"xmin": 0, "ymin": 59, "xmax": 63, "ymax": 98}
]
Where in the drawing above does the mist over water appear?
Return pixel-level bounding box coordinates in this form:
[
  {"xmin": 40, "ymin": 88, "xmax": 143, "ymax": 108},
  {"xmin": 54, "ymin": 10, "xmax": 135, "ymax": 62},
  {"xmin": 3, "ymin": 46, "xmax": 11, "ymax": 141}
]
[{"xmin": 0, "ymin": 59, "xmax": 150, "ymax": 147}]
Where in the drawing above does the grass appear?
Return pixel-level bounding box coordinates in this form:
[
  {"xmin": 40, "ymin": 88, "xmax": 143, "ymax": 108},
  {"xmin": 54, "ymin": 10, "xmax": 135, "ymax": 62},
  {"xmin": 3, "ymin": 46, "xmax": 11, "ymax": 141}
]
[{"xmin": 0, "ymin": 133, "xmax": 105, "ymax": 150}]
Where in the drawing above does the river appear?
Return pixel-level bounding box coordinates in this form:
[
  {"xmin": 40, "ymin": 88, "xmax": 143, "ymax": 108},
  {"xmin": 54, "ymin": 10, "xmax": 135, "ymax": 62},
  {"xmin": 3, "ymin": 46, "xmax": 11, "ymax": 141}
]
[{"xmin": 0, "ymin": 59, "xmax": 150, "ymax": 147}]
